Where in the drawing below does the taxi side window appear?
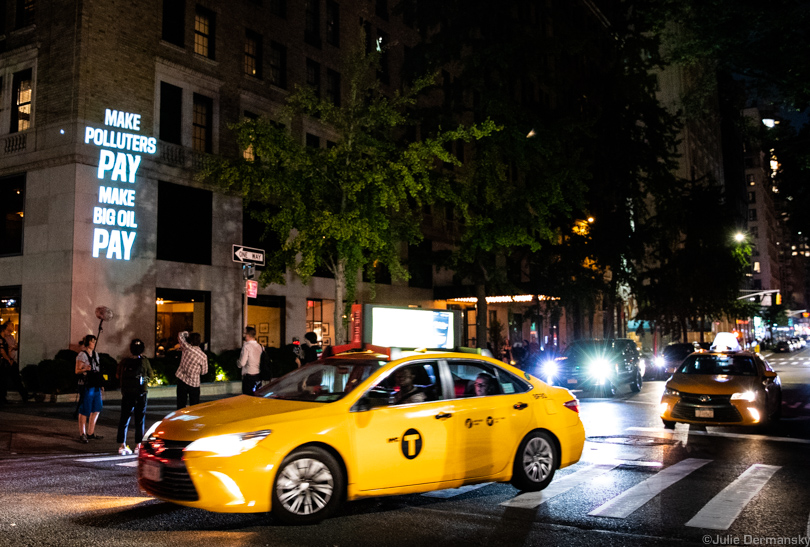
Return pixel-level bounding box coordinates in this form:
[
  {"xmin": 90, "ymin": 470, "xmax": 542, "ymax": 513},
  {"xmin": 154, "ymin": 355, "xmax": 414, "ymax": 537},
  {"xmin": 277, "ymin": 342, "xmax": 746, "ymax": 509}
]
[
  {"xmin": 448, "ymin": 360, "xmax": 532, "ymax": 398},
  {"xmin": 364, "ymin": 362, "xmax": 442, "ymax": 407}
]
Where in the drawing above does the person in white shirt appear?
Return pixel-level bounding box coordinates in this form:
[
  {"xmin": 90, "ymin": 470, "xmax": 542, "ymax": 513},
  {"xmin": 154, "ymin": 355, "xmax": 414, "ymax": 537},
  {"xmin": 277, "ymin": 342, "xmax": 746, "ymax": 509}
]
[{"xmin": 239, "ymin": 326, "xmax": 263, "ymax": 395}]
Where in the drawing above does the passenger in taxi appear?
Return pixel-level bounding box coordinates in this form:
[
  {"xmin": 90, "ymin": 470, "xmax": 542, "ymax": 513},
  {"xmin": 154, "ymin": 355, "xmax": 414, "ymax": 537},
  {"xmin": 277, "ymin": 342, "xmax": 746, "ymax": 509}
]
[
  {"xmin": 474, "ymin": 372, "xmax": 498, "ymax": 396},
  {"xmin": 393, "ymin": 367, "xmax": 427, "ymax": 405}
]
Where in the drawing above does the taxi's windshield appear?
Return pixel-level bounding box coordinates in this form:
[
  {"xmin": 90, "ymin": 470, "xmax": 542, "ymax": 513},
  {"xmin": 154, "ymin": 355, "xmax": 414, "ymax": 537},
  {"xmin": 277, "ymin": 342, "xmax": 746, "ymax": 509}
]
[
  {"xmin": 255, "ymin": 359, "xmax": 387, "ymax": 402},
  {"xmin": 677, "ymin": 355, "xmax": 757, "ymax": 376}
]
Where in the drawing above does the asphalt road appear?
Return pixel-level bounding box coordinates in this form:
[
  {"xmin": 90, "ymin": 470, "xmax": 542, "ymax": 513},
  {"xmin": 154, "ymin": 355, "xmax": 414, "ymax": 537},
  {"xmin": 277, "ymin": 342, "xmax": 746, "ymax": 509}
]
[{"xmin": 1, "ymin": 350, "xmax": 809, "ymax": 547}]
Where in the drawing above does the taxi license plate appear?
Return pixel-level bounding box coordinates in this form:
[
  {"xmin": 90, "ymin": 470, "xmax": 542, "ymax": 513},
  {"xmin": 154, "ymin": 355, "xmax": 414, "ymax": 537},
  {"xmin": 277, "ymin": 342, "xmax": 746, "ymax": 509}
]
[
  {"xmin": 142, "ymin": 460, "xmax": 163, "ymax": 482},
  {"xmin": 567, "ymin": 379, "xmax": 578, "ymax": 385},
  {"xmin": 695, "ymin": 408, "xmax": 714, "ymax": 418}
]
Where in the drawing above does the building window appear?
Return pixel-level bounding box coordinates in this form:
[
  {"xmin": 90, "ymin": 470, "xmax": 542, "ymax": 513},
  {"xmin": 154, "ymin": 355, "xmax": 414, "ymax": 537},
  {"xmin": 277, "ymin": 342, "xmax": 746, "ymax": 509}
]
[
  {"xmin": 270, "ymin": 0, "xmax": 286, "ymax": 17},
  {"xmin": 306, "ymin": 133, "xmax": 320, "ymax": 148},
  {"xmin": 0, "ymin": 174, "xmax": 25, "ymax": 256},
  {"xmin": 245, "ymin": 29, "xmax": 263, "ymax": 78},
  {"xmin": 747, "ymin": 174, "xmax": 756, "ymax": 186},
  {"xmin": 10, "ymin": 69, "xmax": 32, "ymax": 133},
  {"xmin": 243, "ymin": 111, "xmax": 258, "ymax": 161},
  {"xmin": 748, "ymin": 191, "xmax": 756, "ymax": 203},
  {"xmin": 305, "ymin": 0, "xmax": 321, "ymax": 46},
  {"xmin": 157, "ymin": 181, "xmax": 212, "ymax": 265},
  {"xmin": 16, "ymin": 0, "xmax": 35, "ymax": 28},
  {"xmin": 162, "ymin": 0, "xmax": 185, "ymax": 46},
  {"xmin": 306, "ymin": 59, "xmax": 321, "ymax": 98},
  {"xmin": 159, "ymin": 81, "xmax": 182, "ymax": 144},
  {"xmin": 377, "ymin": 29, "xmax": 389, "ymax": 84},
  {"xmin": 326, "ymin": 0, "xmax": 339, "ymax": 47},
  {"xmin": 748, "ymin": 209, "xmax": 758, "ymax": 221},
  {"xmin": 326, "ymin": 69, "xmax": 340, "ymax": 107},
  {"xmin": 408, "ymin": 239, "xmax": 433, "ymax": 289},
  {"xmin": 155, "ymin": 288, "xmax": 211, "ymax": 356},
  {"xmin": 753, "ymin": 261, "xmax": 761, "ymax": 273},
  {"xmin": 375, "ymin": 0, "xmax": 388, "ymax": 20},
  {"xmin": 269, "ymin": 41, "xmax": 287, "ymax": 88},
  {"xmin": 194, "ymin": 6, "xmax": 215, "ymax": 59},
  {"xmin": 750, "ymin": 226, "xmax": 759, "ymax": 239},
  {"xmin": 192, "ymin": 93, "xmax": 213, "ymax": 153}
]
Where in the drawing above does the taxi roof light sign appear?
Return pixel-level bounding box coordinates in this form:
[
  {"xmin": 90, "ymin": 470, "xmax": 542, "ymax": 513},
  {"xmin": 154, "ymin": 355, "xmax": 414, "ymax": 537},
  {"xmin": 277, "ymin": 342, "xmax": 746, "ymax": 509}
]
[{"xmin": 360, "ymin": 305, "xmax": 462, "ymax": 350}]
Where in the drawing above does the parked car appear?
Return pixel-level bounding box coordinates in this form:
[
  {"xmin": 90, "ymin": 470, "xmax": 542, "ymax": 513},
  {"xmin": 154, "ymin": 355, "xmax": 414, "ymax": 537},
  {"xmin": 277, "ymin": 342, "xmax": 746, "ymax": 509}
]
[{"xmin": 549, "ymin": 339, "xmax": 643, "ymax": 397}]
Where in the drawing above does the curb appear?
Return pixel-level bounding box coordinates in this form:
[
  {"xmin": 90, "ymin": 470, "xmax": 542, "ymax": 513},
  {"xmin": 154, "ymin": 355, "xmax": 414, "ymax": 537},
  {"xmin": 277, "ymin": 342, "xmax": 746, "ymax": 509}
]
[{"xmin": 5, "ymin": 381, "xmax": 244, "ymax": 403}]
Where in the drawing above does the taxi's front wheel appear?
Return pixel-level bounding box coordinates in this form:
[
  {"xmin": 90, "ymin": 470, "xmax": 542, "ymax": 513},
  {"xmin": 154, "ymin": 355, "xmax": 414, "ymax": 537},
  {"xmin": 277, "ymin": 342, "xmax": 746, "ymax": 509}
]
[
  {"xmin": 510, "ymin": 431, "xmax": 558, "ymax": 491},
  {"xmin": 271, "ymin": 446, "xmax": 344, "ymax": 525}
]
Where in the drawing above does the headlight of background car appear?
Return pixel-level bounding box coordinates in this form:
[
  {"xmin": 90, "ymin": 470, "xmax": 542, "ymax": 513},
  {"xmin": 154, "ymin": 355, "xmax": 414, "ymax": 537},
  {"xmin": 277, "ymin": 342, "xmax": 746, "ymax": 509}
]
[
  {"xmin": 730, "ymin": 391, "xmax": 756, "ymax": 402},
  {"xmin": 185, "ymin": 430, "xmax": 273, "ymax": 457},
  {"xmin": 655, "ymin": 356, "xmax": 665, "ymax": 368},
  {"xmin": 663, "ymin": 387, "xmax": 680, "ymax": 397},
  {"xmin": 542, "ymin": 360, "xmax": 558, "ymax": 379},
  {"xmin": 589, "ymin": 358, "xmax": 612, "ymax": 380}
]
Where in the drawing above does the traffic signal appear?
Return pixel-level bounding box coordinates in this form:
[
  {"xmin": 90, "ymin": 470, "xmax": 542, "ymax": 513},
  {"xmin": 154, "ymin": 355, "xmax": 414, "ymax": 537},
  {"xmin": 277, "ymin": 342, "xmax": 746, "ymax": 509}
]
[{"xmin": 775, "ymin": 293, "xmax": 782, "ymax": 306}]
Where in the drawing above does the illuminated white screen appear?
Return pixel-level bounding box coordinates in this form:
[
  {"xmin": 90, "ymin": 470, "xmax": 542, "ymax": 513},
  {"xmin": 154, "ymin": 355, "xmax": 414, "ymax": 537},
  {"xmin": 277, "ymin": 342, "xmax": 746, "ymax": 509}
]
[{"xmin": 370, "ymin": 308, "xmax": 455, "ymax": 349}]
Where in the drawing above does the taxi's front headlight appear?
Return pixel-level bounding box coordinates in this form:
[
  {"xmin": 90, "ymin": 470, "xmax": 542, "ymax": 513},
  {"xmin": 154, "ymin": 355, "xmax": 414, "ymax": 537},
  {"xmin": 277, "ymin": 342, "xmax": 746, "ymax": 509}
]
[
  {"xmin": 185, "ymin": 430, "xmax": 273, "ymax": 457},
  {"xmin": 731, "ymin": 391, "xmax": 756, "ymax": 402},
  {"xmin": 663, "ymin": 387, "xmax": 680, "ymax": 397},
  {"xmin": 143, "ymin": 420, "xmax": 162, "ymax": 441}
]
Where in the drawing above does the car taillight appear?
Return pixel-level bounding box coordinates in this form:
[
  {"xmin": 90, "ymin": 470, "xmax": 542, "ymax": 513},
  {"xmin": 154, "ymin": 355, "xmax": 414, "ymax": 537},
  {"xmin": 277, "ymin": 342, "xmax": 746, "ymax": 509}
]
[{"xmin": 563, "ymin": 399, "xmax": 580, "ymax": 413}]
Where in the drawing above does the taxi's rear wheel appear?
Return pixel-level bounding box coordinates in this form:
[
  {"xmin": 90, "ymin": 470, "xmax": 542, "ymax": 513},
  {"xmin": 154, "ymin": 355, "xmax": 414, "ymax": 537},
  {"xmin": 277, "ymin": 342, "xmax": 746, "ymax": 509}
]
[
  {"xmin": 511, "ymin": 431, "xmax": 557, "ymax": 492},
  {"xmin": 271, "ymin": 446, "xmax": 344, "ymax": 525}
]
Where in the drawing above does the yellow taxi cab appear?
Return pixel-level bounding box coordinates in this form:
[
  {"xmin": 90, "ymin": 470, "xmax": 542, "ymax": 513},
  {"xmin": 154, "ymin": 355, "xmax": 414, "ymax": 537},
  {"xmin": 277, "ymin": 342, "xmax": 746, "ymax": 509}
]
[
  {"xmin": 659, "ymin": 350, "xmax": 782, "ymax": 429},
  {"xmin": 137, "ymin": 345, "xmax": 585, "ymax": 524}
]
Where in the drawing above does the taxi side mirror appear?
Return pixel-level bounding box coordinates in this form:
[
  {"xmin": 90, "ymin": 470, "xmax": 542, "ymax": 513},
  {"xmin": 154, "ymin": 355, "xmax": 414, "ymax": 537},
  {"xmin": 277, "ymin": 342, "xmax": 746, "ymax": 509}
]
[
  {"xmin": 351, "ymin": 397, "xmax": 372, "ymax": 413},
  {"xmin": 763, "ymin": 370, "xmax": 777, "ymax": 379}
]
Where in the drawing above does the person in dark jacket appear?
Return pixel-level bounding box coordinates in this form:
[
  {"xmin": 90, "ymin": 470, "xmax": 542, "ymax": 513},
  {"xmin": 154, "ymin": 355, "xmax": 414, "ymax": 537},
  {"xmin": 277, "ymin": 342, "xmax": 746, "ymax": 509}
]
[{"xmin": 116, "ymin": 339, "xmax": 154, "ymax": 455}]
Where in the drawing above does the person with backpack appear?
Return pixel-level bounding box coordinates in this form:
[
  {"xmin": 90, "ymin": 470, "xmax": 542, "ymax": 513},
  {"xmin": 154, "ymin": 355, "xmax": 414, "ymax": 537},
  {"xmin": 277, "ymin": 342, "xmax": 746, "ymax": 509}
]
[
  {"xmin": 116, "ymin": 338, "xmax": 153, "ymax": 455},
  {"xmin": 238, "ymin": 327, "xmax": 262, "ymax": 395},
  {"xmin": 75, "ymin": 334, "xmax": 105, "ymax": 444}
]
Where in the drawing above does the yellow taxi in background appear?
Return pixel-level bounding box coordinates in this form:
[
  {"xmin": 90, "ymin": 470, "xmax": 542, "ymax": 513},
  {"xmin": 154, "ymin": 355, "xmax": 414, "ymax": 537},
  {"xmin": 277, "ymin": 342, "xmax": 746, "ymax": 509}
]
[
  {"xmin": 660, "ymin": 350, "xmax": 782, "ymax": 429},
  {"xmin": 138, "ymin": 346, "xmax": 585, "ymax": 524}
]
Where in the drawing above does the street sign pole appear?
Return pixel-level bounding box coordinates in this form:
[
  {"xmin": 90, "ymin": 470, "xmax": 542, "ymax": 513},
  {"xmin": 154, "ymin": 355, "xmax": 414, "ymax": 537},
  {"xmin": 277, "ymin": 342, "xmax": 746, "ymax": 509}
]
[{"xmin": 234, "ymin": 245, "xmax": 264, "ymax": 342}]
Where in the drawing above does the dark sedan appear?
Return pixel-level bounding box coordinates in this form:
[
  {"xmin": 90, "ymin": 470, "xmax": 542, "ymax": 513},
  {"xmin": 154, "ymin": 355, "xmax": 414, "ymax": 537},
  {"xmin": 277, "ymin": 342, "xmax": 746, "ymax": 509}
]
[{"xmin": 542, "ymin": 339, "xmax": 643, "ymax": 397}]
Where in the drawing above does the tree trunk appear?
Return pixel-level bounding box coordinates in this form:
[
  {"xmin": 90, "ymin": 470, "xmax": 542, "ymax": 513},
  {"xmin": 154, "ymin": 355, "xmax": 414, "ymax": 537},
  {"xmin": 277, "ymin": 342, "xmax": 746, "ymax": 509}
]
[
  {"xmin": 476, "ymin": 282, "xmax": 488, "ymax": 350},
  {"xmin": 334, "ymin": 257, "xmax": 347, "ymax": 345}
]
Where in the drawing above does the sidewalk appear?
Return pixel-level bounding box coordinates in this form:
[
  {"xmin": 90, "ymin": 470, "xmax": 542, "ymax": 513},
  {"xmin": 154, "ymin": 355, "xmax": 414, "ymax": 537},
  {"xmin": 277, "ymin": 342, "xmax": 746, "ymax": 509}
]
[{"xmin": 0, "ymin": 381, "xmax": 243, "ymax": 459}]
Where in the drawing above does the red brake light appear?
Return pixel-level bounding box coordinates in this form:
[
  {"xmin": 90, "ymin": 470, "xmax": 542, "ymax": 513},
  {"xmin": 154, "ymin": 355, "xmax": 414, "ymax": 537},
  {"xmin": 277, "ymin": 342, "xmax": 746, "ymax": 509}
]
[{"xmin": 563, "ymin": 399, "xmax": 580, "ymax": 413}]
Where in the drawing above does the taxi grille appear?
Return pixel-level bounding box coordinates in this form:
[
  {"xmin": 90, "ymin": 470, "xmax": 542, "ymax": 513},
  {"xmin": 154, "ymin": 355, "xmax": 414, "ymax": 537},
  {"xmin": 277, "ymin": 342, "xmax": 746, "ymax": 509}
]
[
  {"xmin": 139, "ymin": 439, "xmax": 199, "ymax": 502},
  {"xmin": 671, "ymin": 391, "xmax": 742, "ymax": 423}
]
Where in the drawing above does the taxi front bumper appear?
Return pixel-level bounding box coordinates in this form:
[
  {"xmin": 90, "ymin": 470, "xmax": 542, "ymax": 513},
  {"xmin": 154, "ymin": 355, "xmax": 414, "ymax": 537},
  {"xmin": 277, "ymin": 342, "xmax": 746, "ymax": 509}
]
[{"xmin": 660, "ymin": 393, "xmax": 765, "ymax": 426}]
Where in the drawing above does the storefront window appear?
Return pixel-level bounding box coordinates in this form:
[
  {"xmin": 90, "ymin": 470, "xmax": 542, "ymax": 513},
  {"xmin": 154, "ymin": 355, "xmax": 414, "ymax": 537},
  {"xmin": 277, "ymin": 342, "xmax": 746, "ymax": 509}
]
[
  {"xmin": 0, "ymin": 286, "xmax": 21, "ymax": 362},
  {"xmin": 155, "ymin": 288, "xmax": 210, "ymax": 356},
  {"xmin": 306, "ymin": 299, "xmax": 335, "ymax": 346},
  {"xmin": 247, "ymin": 295, "xmax": 285, "ymax": 349}
]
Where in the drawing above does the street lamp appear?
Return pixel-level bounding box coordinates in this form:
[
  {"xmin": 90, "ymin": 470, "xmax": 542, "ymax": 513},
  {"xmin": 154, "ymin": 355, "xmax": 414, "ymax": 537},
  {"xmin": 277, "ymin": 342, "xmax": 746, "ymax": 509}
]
[{"xmin": 734, "ymin": 232, "xmax": 746, "ymax": 243}]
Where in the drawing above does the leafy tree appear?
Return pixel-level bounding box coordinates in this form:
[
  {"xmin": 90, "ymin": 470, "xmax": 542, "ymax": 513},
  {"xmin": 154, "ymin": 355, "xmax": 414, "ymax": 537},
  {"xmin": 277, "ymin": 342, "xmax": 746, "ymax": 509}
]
[{"xmin": 202, "ymin": 36, "xmax": 497, "ymax": 344}]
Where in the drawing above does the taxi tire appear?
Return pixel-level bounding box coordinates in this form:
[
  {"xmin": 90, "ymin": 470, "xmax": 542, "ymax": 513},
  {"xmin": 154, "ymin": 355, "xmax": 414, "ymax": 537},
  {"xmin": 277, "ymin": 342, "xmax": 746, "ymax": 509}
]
[
  {"xmin": 510, "ymin": 431, "xmax": 558, "ymax": 492},
  {"xmin": 271, "ymin": 446, "xmax": 344, "ymax": 525},
  {"xmin": 662, "ymin": 419, "xmax": 676, "ymax": 429}
]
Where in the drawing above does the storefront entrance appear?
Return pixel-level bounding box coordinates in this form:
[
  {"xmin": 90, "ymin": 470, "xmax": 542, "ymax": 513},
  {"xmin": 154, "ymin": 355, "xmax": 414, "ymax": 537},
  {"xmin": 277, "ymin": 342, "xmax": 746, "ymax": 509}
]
[
  {"xmin": 0, "ymin": 286, "xmax": 21, "ymax": 361},
  {"xmin": 155, "ymin": 288, "xmax": 210, "ymax": 355},
  {"xmin": 247, "ymin": 295, "xmax": 285, "ymax": 349},
  {"xmin": 306, "ymin": 299, "xmax": 335, "ymax": 346}
]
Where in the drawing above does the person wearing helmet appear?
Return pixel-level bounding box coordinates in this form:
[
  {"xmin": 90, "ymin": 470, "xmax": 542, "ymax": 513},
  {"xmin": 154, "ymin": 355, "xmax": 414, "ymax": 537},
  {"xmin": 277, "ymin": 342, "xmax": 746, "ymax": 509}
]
[{"xmin": 116, "ymin": 338, "xmax": 154, "ymax": 455}]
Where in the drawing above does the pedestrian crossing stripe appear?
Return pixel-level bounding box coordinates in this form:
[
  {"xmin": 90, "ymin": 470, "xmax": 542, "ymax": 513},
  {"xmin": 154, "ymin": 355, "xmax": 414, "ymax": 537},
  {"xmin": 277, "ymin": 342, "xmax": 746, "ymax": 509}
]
[
  {"xmin": 685, "ymin": 464, "xmax": 780, "ymax": 530},
  {"xmin": 499, "ymin": 463, "xmax": 618, "ymax": 508},
  {"xmin": 588, "ymin": 458, "xmax": 711, "ymax": 518}
]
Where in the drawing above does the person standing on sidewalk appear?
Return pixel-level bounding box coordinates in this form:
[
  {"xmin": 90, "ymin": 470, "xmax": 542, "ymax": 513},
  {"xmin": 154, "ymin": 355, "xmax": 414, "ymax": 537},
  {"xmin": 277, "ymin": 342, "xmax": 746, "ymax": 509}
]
[
  {"xmin": 238, "ymin": 326, "xmax": 262, "ymax": 395},
  {"xmin": 116, "ymin": 339, "xmax": 153, "ymax": 455},
  {"xmin": 0, "ymin": 322, "xmax": 28, "ymax": 405},
  {"xmin": 175, "ymin": 331, "xmax": 208, "ymax": 409},
  {"xmin": 75, "ymin": 334, "xmax": 104, "ymax": 443}
]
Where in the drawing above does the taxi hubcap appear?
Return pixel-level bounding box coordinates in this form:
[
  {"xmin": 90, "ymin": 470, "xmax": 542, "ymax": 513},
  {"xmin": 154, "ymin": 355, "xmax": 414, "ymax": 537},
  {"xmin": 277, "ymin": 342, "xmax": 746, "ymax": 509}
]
[
  {"xmin": 277, "ymin": 458, "xmax": 334, "ymax": 515},
  {"xmin": 523, "ymin": 437, "xmax": 553, "ymax": 482}
]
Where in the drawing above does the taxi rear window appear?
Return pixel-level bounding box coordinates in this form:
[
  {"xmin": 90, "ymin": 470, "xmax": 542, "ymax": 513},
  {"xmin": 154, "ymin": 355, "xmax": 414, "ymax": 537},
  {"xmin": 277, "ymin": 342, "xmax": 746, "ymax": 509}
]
[{"xmin": 256, "ymin": 359, "xmax": 386, "ymax": 402}]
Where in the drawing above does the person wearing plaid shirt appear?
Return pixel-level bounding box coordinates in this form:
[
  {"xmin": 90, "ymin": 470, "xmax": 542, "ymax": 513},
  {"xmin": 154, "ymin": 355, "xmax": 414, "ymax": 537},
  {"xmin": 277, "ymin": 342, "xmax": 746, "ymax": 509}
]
[{"xmin": 175, "ymin": 331, "xmax": 208, "ymax": 409}]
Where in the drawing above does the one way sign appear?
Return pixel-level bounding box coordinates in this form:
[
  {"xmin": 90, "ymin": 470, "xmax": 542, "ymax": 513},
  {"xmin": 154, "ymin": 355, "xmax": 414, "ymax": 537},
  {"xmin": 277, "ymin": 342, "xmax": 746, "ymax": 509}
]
[{"xmin": 232, "ymin": 245, "xmax": 265, "ymax": 266}]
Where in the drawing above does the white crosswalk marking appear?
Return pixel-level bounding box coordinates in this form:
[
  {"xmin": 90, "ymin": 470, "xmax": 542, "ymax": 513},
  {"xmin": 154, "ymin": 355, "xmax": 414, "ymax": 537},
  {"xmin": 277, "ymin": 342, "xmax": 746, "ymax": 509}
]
[
  {"xmin": 422, "ymin": 483, "xmax": 491, "ymax": 498},
  {"xmin": 75, "ymin": 454, "xmax": 137, "ymax": 462},
  {"xmin": 685, "ymin": 464, "xmax": 781, "ymax": 530},
  {"xmin": 588, "ymin": 458, "xmax": 711, "ymax": 518},
  {"xmin": 500, "ymin": 463, "xmax": 618, "ymax": 509}
]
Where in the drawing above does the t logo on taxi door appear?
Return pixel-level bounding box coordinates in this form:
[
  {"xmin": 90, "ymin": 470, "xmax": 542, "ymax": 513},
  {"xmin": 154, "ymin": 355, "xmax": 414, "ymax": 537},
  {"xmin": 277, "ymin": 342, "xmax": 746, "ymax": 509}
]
[{"xmin": 401, "ymin": 428, "xmax": 422, "ymax": 459}]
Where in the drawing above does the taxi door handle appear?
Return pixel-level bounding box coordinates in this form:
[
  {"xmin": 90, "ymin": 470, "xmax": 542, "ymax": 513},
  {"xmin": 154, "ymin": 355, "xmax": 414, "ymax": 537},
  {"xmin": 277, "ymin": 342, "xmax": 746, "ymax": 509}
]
[
  {"xmin": 514, "ymin": 402, "xmax": 528, "ymax": 410},
  {"xmin": 435, "ymin": 412, "xmax": 453, "ymax": 420}
]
